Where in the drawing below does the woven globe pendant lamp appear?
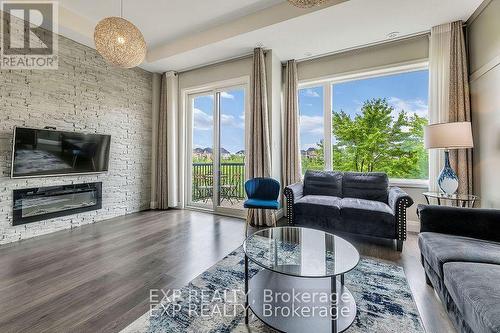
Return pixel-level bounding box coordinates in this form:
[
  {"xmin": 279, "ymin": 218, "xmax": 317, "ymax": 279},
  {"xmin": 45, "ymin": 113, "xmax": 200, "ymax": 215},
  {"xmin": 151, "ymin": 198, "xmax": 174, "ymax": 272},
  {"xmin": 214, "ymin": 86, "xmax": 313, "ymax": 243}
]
[
  {"xmin": 94, "ymin": 0, "xmax": 146, "ymax": 68},
  {"xmin": 288, "ymin": 0, "xmax": 328, "ymax": 8}
]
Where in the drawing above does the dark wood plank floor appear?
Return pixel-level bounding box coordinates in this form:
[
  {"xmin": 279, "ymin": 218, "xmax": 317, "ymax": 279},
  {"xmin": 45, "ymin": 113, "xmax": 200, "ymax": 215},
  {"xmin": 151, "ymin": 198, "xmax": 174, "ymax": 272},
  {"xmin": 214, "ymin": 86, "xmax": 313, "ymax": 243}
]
[{"xmin": 0, "ymin": 210, "xmax": 455, "ymax": 333}]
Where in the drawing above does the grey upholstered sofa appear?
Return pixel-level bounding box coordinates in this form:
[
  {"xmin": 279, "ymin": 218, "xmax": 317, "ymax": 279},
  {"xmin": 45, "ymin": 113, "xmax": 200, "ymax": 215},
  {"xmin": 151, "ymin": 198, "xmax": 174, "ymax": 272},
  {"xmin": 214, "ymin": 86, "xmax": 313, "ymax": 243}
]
[
  {"xmin": 284, "ymin": 171, "xmax": 413, "ymax": 251},
  {"xmin": 418, "ymin": 205, "xmax": 500, "ymax": 333}
]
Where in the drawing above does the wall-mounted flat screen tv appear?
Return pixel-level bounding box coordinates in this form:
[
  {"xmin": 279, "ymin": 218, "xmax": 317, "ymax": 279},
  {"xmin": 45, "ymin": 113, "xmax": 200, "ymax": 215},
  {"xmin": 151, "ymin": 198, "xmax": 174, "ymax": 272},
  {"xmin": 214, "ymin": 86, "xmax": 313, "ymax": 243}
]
[{"xmin": 11, "ymin": 127, "xmax": 111, "ymax": 178}]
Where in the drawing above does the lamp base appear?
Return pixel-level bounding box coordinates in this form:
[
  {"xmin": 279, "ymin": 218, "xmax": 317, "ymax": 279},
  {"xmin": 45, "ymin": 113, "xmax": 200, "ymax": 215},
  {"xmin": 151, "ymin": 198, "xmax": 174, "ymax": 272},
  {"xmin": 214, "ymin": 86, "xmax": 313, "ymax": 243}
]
[{"xmin": 438, "ymin": 151, "xmax": 459, "ymax": 196}]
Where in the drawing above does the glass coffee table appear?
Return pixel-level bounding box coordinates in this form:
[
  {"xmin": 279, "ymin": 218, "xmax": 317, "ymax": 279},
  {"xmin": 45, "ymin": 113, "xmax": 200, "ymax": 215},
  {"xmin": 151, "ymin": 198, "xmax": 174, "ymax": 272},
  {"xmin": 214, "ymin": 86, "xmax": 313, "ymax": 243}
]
[{"xmin": 243, "ymin": 226, "xmax": 360, "ymax": 333}]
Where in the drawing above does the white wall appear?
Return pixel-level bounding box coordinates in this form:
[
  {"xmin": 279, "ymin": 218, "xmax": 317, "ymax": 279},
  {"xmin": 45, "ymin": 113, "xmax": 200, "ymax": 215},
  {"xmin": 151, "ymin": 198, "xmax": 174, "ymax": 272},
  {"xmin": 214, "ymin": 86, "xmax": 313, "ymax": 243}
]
[
  {"xmin": 468, "ymin": 0, "xmax": 500, "ymax": 75},
  {"xmin": 401, "ymin": 185, "xmax": 428, "ymax": 231},
  {"xmin": 468, "ymin": 0, "xmax": 500, "ymax": 208},
  {"xmin": 298, "ymin": 35, "xmax": 430, "ymax": 82},
  {"xmin": 178, "ymin": 57, "xmax": 253, "ymax": 90}
]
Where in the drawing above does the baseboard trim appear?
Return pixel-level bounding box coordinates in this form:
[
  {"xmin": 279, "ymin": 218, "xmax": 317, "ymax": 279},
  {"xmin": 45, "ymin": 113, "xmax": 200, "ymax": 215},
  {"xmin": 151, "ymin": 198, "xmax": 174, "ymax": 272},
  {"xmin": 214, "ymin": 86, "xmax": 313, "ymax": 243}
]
[{"xmin": 407, "ymin": 220, "xmax": 420, "ymax": 233}]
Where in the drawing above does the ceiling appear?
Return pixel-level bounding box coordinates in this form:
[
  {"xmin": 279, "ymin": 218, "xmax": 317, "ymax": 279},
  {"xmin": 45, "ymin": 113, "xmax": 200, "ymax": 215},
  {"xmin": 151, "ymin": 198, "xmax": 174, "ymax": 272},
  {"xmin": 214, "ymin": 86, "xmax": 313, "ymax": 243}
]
[
  {"xmin": 59, "ymin": 0, "xmax": 285, "ymax": 48},
  {"xmin": 56, "ymin": 0, "xmax": 483, "ymax": 73}
]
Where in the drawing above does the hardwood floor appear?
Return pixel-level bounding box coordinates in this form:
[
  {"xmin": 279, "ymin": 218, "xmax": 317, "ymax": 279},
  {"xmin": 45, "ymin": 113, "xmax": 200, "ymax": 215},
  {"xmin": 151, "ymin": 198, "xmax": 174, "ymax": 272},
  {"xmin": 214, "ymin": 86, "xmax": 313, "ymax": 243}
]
[{"xmin": 0, "ymin": 210, "xmax": 455, "ymax": 333}]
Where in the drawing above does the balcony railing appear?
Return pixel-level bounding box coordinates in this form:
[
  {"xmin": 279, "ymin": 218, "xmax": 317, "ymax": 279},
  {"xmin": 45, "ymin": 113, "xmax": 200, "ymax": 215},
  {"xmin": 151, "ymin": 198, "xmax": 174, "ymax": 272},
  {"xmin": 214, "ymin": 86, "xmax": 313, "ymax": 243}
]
[{"xmin": 192, "ymin": 162, "xmax": 245, "ymax": 204}]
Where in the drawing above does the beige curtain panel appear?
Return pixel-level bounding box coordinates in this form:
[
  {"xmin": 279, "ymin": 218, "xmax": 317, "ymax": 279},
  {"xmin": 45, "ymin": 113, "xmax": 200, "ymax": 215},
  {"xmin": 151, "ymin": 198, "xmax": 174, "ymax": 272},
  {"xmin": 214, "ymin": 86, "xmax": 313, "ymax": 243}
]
[
  {"xmin": 248, "ymin": 48, "xmax": 272, "ymax": 226},
  {"xmin": 428, "ymin": 22, "xmax": 452, "ymax": 191},
  {"xmin": 282, "ymin": 60, "xmax": 301, "ymax": 187},
  {"xmin": 155, "ymin": 73, "xmax": 169, "ymax": 210},
  {"xmin": 448, "ymin": 21, "xmax": 473, "ymax": 195}
]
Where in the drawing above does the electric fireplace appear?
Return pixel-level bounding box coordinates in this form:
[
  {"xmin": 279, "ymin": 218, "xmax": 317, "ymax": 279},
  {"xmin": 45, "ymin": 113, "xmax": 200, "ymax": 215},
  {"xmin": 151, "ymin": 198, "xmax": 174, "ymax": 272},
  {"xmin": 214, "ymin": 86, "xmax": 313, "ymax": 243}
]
[{"xmin": 12, "ymin": 182, "xmax": 102, "ymax": 226}]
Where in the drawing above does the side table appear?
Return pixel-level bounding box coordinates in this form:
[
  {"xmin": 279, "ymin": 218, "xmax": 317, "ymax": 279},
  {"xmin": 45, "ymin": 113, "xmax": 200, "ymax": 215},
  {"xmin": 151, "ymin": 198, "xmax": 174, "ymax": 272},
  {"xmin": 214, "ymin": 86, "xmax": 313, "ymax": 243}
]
[{"xmin": 423, "ymin": 191, "xmax": 477, "ymax": 208}]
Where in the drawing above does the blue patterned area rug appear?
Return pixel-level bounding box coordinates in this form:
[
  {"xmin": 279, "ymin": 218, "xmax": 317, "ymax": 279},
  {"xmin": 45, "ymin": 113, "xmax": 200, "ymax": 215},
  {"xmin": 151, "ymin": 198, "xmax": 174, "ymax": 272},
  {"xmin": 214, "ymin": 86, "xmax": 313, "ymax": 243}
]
[{"xmin": 122, "ymin": 247, "xmax": 424, "ymax": 333}]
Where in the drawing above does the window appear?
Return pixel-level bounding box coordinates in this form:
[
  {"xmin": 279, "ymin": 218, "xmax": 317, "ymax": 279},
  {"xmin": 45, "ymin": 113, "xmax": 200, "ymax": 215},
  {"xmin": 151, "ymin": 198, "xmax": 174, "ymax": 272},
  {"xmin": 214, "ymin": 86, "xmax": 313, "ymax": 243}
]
[
  {"xmin": 299, "ymin": 67, "xmax": 429, "ymax": 180},
  {"xmin": 298, "ymin": 86, "xmax": 324, "ymax": 172}
]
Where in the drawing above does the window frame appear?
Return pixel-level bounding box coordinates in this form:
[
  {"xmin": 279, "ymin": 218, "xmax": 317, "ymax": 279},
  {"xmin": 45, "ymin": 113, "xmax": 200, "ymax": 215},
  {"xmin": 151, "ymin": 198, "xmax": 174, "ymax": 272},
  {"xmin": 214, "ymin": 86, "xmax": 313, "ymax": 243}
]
[{"xmin": 298, "ymin": 61, "xmax": 430, "ymax": 187}]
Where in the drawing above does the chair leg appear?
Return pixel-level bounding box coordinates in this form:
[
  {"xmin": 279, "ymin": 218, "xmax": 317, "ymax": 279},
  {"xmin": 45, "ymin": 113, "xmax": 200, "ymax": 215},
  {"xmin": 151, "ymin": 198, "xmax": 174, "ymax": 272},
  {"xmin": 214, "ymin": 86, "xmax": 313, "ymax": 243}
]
[
  {"xmin": 396, "ymin": 240, "xmax": 403, "ymax": 252},
  {"xmin": 271, "ymin": 211, "xmax": 277, "ymax": 228},
  {"xmin": 245, "ymin": 209, "xmax": 253, "ymax": 237}
]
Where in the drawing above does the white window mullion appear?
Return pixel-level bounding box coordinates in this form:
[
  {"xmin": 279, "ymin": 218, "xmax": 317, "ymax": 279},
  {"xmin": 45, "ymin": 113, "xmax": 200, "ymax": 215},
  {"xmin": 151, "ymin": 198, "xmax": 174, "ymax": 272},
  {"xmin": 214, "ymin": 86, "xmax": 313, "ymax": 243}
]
[
  {"xmin": 213, "ymin": 91, "xmax": 221, "ymax": 210},
  {"xmin": 323, "ymin": 83, "xmax": 332, "ymax": 171}
]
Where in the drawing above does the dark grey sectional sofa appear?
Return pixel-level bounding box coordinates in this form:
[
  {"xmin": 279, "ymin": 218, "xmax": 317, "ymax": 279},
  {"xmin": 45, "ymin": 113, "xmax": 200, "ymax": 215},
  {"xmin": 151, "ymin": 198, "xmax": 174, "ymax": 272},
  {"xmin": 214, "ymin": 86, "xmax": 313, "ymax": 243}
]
[
  {"xmin": 418, "ymin": 204, "xmax": 500, "ymax": 333},
  {"xmin": 284, "ymin": 170, "xmax": 413, "ymax": 251}
]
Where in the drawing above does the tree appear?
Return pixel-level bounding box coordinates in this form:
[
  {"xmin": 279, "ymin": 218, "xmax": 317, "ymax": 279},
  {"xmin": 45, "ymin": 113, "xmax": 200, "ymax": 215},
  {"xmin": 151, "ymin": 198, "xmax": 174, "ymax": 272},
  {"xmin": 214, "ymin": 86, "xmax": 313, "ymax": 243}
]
[
  {"xmin": 301, "ymin": 140, "xmax": 325, "ymax": 172},
  {"xmin": 327, "ymin": 98, "xmax": 428, "ymax": 179}
]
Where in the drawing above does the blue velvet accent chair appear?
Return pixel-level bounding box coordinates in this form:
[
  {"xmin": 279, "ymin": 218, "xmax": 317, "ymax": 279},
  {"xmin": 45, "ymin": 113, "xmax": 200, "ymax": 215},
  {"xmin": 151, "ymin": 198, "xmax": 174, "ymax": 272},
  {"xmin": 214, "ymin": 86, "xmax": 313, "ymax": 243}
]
[{"xmin": 244, "ymin": 178, "xmax": 280, "ymax": 234}]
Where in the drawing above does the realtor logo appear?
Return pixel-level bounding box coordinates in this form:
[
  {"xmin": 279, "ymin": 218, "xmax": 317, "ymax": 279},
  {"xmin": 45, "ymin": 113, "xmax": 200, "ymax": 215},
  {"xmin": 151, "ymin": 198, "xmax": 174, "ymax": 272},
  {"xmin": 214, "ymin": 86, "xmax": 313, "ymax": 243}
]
[{"xmin": 1, "ymin": 1, "xmax": 58, "ymax": 69}]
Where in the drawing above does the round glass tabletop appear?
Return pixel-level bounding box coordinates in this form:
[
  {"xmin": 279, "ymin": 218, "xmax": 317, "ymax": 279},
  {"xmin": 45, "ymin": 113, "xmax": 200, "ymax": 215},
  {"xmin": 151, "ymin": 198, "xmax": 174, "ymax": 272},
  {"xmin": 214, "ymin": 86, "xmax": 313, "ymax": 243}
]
[
  {"xmin": 243, "ymin": 226, "xmax": 360, "ymax": 278},
  {"xmin": 423, "ymin": 191, "xmax": 477, "ymax": 201}
]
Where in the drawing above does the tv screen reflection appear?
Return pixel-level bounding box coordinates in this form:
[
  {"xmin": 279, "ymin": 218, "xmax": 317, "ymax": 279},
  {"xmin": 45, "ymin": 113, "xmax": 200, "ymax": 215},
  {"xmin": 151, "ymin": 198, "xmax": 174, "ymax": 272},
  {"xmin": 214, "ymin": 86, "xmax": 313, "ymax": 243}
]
[{"xmin": 12, "ymin": 127, "xmax": 111, "ymax": 178}]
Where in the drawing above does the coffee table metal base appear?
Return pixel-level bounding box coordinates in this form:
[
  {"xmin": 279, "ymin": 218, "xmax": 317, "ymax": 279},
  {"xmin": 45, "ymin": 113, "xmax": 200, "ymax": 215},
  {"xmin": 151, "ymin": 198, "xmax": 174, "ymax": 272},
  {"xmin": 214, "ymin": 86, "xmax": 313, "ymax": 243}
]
[{"xmin": 247, "ymin": 268, "xmax": 357, "ymax": 333}]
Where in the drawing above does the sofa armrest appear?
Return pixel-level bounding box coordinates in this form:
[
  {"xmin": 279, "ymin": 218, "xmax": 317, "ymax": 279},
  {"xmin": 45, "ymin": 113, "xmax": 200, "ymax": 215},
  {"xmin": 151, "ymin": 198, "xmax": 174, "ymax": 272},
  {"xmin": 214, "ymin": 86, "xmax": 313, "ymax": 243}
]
[
  {"xmin": 284, "ymin": 182, "xmax": 304, "ymax": 225},
  {"xmin": 388, "ymin": 187, "xmax": 414, "ymax": 241},
  {"xmin": 418, "ymin": 204, "xmax": 500, "ymax": 243}
]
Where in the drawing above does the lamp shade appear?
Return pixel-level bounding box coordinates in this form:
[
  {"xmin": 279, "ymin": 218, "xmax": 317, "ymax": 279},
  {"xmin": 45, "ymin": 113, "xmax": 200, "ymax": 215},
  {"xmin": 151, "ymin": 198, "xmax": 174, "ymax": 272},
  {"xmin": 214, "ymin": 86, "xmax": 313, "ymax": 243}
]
[
  {"xmin": 424, "ymin": 122, "xmax": 474, "ymax": 149},
  {"xmin": 94, "ymin": 17, "xmax": 146, "ymax": 69}
]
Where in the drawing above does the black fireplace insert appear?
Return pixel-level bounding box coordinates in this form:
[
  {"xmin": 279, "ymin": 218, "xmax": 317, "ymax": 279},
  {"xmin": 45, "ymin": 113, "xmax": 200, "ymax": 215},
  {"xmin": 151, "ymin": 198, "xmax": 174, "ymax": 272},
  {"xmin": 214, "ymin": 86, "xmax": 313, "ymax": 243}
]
[{"xmin": 13, "ymin": 182, "xmax": 102, "ymax": 226}]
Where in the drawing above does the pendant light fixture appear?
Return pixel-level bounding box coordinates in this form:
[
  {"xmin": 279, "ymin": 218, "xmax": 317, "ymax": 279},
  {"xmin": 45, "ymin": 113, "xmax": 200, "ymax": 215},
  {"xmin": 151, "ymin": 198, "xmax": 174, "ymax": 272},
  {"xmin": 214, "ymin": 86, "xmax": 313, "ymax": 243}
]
[
  {"xmin": 94, "ymin": 0, "xmax": 146, "ymax": 68},
  {"xmin": 288, "ymin": 0, "xmax": 328, "ymax": 8}
]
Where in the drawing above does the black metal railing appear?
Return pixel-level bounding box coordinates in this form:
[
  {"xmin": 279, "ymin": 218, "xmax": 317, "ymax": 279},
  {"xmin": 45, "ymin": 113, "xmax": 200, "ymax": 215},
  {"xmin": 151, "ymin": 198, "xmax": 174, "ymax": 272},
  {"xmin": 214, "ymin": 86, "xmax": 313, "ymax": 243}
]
[{"xmin": 192, "ymin": 162, "xmax": 245, "ymax": 203}]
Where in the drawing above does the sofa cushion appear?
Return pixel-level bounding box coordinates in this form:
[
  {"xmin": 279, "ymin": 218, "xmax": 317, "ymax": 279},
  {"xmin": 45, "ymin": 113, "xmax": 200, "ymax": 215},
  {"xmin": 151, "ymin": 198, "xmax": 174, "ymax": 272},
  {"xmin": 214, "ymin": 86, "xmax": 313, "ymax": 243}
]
[
  {"xmin": 294, "ymin": 195, "xmax": 341, "ymax": 218},
  {"xmin": 342, "ymin": 172, "xmax": 389, "ymax": 203},
  {"xmin": 338, "ymin": 198, "xmax": 395, "ymax": 238},
  {"xmin": 444, "ymin": 262, "xmax": 500, "ymax": 333},
  {"xmin": 418, "ymin": 232, "xmax": 500, "ymax": 279},
  {"xmin": 244, "ymin": 199, "xmax": 279, "ymax": 209},
  {"xmin": 303, "ymin": 171, "xmax": 343, "ymax": 197}
]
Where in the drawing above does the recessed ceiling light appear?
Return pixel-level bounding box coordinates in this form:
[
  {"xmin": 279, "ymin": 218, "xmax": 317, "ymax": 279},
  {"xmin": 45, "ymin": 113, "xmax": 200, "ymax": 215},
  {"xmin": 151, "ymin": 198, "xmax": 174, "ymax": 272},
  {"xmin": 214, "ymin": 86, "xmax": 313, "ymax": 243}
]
[{"xmin": 387, "ymin": 32, "xmax": 400, "ymax": 39}]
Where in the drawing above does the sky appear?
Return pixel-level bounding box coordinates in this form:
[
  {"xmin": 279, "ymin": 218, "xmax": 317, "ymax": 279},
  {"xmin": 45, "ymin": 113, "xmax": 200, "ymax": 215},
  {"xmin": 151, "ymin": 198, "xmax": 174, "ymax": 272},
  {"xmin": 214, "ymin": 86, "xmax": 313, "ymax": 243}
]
[
  {"xmin": 299, "ymin": 69, "xmax": 429, "ymax": 151},
  {"xmin": 193, "ymin": 88, "xmax": 245, "ymax": 154}
]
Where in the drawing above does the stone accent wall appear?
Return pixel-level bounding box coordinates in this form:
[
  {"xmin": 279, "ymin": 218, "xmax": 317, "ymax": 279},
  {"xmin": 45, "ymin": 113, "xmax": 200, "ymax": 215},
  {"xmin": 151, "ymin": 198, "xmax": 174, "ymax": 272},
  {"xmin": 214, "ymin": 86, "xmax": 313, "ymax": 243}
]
[{"xmin": 0, "ymin": 33, "xmax": 153, "ymax": 244}]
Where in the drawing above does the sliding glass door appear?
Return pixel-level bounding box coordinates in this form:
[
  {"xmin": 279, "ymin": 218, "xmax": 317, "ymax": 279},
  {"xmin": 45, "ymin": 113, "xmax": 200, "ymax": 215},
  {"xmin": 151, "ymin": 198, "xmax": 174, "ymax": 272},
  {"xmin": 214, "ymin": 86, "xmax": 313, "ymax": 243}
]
[
  {"xmin": 217, "ymin": 88, "xmax": 246, "ymax": 211},
  {"xmin": 187, "ymin": 85, "xmax": 247, "ymax": 215},
  {"xmin": 190, "ymin": 93, "xmax": 215, "ymax": 210}
]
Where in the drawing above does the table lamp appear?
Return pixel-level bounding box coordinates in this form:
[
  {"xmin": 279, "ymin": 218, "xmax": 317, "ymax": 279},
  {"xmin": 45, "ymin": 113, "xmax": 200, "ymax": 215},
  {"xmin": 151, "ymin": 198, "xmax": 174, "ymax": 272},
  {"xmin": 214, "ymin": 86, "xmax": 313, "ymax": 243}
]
[{"xmin": 424, "ymin": 122, "xmax": 474, "ymax": 195}]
